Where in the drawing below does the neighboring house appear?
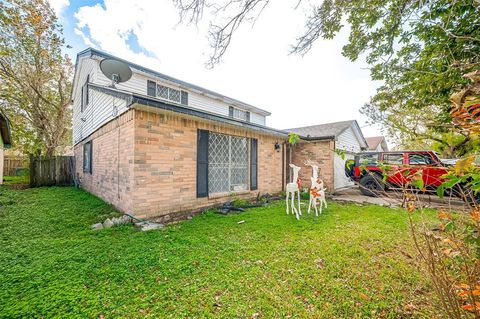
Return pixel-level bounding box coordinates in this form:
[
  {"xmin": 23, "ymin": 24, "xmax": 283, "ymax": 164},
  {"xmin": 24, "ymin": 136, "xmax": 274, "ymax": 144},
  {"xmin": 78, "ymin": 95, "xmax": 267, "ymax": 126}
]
[
  {"xmin": 0, "ymin": 112, "xmax": 12, "ymax": 184},
  {"xmin": 72, "ymin": 48, "xmax": 288, "ymax": 220},
  {"xmin": 365, "ymin": 136, "xmax": 389, "ymax": 152},
  {"xmin": 287, "ymin": 120, "xmax": 368, "ymax": 191}
]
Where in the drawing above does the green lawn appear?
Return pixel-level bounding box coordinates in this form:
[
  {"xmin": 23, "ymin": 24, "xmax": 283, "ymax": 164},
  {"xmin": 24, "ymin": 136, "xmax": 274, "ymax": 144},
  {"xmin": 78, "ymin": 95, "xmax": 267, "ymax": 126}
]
[
  {"xmin": 0, "ymin": 186, "xmax": 440, "ymax": 318},
  {"xmin": 2, "ymin": 175, "xmax": 29, "ymax": 185}
]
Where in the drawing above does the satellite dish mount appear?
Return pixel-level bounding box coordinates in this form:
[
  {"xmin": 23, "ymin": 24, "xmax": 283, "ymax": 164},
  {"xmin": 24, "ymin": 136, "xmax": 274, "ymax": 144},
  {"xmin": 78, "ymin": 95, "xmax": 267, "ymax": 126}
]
[{"xmin": 100, "ymin": 59, "xmax": 133, "ymax": 88}]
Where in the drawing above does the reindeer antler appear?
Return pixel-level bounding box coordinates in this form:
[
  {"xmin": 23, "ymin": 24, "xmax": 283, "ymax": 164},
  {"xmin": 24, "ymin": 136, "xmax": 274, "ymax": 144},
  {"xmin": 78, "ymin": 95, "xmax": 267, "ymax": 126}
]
[{"xmin": 304, "ymin": 159, "xmax": 321, "ymax": 167}]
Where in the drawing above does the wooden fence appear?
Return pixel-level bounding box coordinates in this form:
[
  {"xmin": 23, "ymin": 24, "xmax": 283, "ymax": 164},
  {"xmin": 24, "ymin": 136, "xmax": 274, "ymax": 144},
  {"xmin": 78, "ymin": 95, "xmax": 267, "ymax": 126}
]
[
  {"xmin": 30, "ymin": 156, "xmax": 76, "ymax": 187},
  {"xmin": 3, "ymin": 156, "xmax": 28, "ymax": 176}
]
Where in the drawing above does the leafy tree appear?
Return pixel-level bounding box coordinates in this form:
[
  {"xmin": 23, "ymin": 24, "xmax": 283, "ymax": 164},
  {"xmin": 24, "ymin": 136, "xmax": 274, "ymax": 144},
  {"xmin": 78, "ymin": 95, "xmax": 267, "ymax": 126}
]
[
  {"xmin": 175, "ymin": 0, "xmax": 480, "ymax": 156},
  {"xmin": 0, "ymin": 0, "xmax": 72, "ymax": 156}
]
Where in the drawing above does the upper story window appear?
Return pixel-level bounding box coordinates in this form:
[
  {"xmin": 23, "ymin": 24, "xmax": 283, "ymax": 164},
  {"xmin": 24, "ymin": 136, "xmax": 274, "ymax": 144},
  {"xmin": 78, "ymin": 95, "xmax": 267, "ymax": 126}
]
[
  {"xmin": 147, "ymin": 80, "xmax": 188, "ymax": 106},
  {"xmin": 81, "ymin": 75, "xmax": 90, "ymax": 112},
  {"xmin": 229, "ymin": 106, "xmax": 250, "ymax": 122}
]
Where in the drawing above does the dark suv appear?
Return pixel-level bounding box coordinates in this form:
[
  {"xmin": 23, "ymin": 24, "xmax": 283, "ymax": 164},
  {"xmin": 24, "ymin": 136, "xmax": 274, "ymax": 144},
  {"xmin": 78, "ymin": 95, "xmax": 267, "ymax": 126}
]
[{"xmin": 345, "ymin": 150, "xmax": 478, "ymax": 204}]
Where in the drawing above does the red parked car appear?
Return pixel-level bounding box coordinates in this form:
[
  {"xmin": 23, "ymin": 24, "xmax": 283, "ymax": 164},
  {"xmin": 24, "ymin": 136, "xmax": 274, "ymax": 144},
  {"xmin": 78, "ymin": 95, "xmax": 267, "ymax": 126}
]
[{"xmin": 345, "ymin": 150, "xmax": 479, "ymax": 204}]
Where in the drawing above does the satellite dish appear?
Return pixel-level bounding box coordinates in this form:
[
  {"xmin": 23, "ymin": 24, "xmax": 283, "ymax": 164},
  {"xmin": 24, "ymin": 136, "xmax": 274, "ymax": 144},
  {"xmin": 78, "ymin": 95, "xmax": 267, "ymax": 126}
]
[{"xmin": 100, "ymin": 59, "xmax": 132, "ymax": 88}]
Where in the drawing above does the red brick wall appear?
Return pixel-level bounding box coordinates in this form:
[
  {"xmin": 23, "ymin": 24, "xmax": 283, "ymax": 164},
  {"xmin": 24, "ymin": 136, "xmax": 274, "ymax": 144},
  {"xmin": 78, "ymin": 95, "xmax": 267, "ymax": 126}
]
[
  {"xmin": 74, "ymin": 110, "xmax": 135, "ymax": 214},
  {"xmin": 291, "ymin": 140, "xmax": 335, "ymax": 191},
  {"xmin": 132, "ymin": 109, "xmax": 285, "ymax": 219},
  {"xmin": 75, "ymin": 108, "xmax": 286, "ymax": 220}
]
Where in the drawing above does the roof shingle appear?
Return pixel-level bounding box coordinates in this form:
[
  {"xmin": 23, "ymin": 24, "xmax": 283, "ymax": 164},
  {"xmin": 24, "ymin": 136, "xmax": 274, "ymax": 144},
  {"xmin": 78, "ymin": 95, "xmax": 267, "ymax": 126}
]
[{"xmin": 286, "ymin": 120, "xmax": 357, "ymax": 138}]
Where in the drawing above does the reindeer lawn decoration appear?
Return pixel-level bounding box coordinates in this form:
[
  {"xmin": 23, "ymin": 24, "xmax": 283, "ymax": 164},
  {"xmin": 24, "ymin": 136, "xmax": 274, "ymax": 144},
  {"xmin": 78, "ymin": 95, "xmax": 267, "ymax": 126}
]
[
  {"xmin": 305, "ymin": 160, "xmax": 327, "ymax": 216},
  {"xmin": 286, "ymin": 163, "xmax": 302, "ymax": 220}
]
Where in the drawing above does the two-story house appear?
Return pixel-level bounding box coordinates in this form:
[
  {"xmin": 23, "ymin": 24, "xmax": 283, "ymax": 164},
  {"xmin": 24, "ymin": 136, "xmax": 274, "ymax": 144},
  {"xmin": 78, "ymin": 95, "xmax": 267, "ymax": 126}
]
[{"xmin": 72, "ymin": 48, "xmax": 288, "ymax": 220}]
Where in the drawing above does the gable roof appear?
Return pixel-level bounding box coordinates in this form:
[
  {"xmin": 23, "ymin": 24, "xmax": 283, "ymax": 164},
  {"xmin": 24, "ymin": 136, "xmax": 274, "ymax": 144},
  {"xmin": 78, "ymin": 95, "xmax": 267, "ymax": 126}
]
[
  {"xmin": 365, "ymin": 136, "xmax": 388, "ymax": 151},
  {"xmin": 286, "ymin": 120, "xmax": 368, "ymax": 148},
  {"xmin": 365, "ymin": 136, "xmax": 383, "ymax": 150},
  {"xmin": 0, "ymin": 111, "xmax": 12, "ymax": 148},
  {"xmin": 73, "ymin": 48, "xmax": 271, "ymax": 116},
  {"xmin": 287, "ymin": 120, "xmax": 355, "ymax": 138}
]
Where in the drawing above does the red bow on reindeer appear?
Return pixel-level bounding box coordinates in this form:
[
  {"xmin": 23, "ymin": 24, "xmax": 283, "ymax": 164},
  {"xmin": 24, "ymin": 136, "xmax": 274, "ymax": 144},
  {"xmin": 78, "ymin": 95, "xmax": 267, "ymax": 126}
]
[{"xmin": 296, "ymin": 178, "xmax": 302, "ymax": 188}]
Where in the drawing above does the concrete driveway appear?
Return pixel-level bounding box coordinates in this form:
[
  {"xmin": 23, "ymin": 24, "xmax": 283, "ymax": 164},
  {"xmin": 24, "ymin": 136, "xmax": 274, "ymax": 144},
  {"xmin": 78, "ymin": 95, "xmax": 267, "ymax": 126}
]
[{"xmin": 332, "ymin": 186, "xmax": 469, "ymax": 212}]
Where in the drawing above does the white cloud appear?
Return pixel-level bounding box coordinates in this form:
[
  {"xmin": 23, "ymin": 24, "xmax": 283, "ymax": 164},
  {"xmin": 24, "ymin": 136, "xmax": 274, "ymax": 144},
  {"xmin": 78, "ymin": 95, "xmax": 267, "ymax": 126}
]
[
  {"xmin": 47, "ymin": 0, "xmax": 70, "ymax": 16},
  {"xmin": 73, "ymin": 0, "xmax": 381, "ymax": 136}
]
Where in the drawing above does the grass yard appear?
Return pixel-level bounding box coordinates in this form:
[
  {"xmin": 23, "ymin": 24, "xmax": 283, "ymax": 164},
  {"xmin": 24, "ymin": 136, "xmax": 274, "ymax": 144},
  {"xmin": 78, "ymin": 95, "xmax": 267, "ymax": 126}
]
[
  {"xmin": 2, "ymin": 175, "xmax": 29, "ymax": 185},
  {"xmin": 0, "ymin": 186, "xmax": 440, "ymax": 318}
]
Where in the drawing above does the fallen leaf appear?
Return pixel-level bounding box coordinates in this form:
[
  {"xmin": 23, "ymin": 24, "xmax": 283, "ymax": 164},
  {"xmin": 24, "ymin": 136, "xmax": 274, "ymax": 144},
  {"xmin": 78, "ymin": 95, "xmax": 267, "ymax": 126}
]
[
  {"xmin": 315, "ymin": 258, "xmax": 325, "ymax": 269},
  {"xmin": 458, "ymin": 283, "xmax": 470, "ymax": 290},
  {"xmin": 438, "ymin": 211, "xmax": 452, "ymax": 220},
  {"xmin": 404, "ymin": 302, "xmax": 416, "ymax": 312},
  {"xmin": 462, "ymin": 304, "xmax": 474, "ymax": 311},
  {"xmin": 359, "ymin": 293, "xmax": 371, "ymax": 301}
]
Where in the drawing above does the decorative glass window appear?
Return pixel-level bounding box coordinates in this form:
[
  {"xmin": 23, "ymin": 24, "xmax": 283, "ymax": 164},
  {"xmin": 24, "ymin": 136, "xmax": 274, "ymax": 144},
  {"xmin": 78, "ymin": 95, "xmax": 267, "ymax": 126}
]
[
  {"xmin": 169, "ymin": 88, "xmax": 181, "ymax": 103},
  {"xmin": 208, "ymin": 133, "xmax": 249, "ymax": 193},
  {"xmin": 147, "ymin": 80, "xmax": 188, "ymax": 105},
  {"xmin": 157, "ymin": 84, "xmax": 169, "ymax": 99},
  {"xmin": 83, "ymin": 141, "xmax": 92, "ymax": 173}
]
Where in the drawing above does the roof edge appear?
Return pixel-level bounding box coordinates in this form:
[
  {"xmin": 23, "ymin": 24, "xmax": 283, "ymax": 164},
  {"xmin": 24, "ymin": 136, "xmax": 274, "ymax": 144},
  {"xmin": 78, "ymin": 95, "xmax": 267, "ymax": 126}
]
[
  {"xmin": 131, "ymin": 93, "xmax": 285, "ymax": 137},
  {"xmin": 78, "ymin": 47, "xmax": 271, "ymax": 116},
  {"xmin": 80, "ymin": 84, "xmax": 286, "ymax": 141}
]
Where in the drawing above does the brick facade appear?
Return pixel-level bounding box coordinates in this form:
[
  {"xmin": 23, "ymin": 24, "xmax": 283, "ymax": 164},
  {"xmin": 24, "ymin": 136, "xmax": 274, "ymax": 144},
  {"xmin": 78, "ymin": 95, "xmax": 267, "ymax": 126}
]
[
  {"xmin": 291, "ymin": 140, "xmax": 335, "ymax": 191},
  {"xmin": 75, "ymin": 108, "xmax": 286, "ymax": 220},
  {"xmin": 74, "ymin": 111, "xmax": 135, "ymax": 214}
]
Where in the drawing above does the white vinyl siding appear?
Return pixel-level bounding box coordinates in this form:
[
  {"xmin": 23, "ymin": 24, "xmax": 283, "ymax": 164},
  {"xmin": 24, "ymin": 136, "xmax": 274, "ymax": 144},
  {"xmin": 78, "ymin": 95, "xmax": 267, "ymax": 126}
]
[
  {"xmin": 249, "ymin": 112, "xmax": 266, "ymax": 125},
  {"xmin": 334, "ymin": 127, "xmax": 363, "ymax": 190},
  {"xmin": 337, "ymin": 127, "xmax": 363, "ymax": 153},
  {"xmin": 73, "ymin": 55, "xmax": 268, "ymax": 145},
  {"xmin": 91, "ymin": 55, "xmax": 267, "ymax": 125},
  {"xmin": 72, "ymin": 57, "xmax": 129, "ymax": 144}
]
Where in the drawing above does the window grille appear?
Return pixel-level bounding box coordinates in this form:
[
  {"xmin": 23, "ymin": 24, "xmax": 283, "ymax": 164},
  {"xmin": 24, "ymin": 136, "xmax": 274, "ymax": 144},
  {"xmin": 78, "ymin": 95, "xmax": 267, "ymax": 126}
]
[
  {"xmin": 157, "ymin": 84, "xmax": 169, "ymax": 99},
  {"xmin": 169, "ymin": 88, "xmax": 181, "ymax": 103},
  {"xmin": 149, "ymin": 80, "xmax": 188, "ymax": 105},
  {"xmin": 208, "ymin": 133, "xmax": 249, "ymax": 193}
]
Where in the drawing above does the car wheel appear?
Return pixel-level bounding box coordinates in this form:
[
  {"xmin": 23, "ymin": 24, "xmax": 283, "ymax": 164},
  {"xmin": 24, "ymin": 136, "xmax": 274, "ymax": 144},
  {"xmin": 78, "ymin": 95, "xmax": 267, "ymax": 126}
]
[{"xmin": 359, "ymin": 174, "xmax": 385, "ymax": 197}]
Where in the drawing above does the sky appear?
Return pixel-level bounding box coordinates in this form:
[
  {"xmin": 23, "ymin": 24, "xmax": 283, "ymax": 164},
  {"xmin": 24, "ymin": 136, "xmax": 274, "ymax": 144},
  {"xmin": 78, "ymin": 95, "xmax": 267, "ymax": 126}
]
[{"xmin": 51, "ymin": 0, "xmax": 382, "ymax": 137}]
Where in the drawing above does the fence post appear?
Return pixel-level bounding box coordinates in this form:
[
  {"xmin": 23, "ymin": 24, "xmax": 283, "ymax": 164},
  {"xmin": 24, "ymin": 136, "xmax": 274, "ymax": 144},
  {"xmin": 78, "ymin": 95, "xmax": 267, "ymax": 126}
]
[{"xmin": 28, "ymin": 155, "xmax": 75, "ymax": 187}]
